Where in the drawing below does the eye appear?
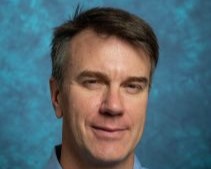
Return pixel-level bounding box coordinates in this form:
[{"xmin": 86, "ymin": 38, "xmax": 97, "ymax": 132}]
[
  {"xmin": 82, "ymin": 79, "xmax": 103, "ymax": 90},
  {"xmin": 124, "ymin": 83, "xmax": 144, "ymax": 94}
]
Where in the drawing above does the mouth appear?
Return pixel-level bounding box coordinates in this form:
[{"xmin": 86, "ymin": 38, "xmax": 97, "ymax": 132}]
[{"xmin": 91, "ymin": 125, "xmax": 128, "ymax": 140}]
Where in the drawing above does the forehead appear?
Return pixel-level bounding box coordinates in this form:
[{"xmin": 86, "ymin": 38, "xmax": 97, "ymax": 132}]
[{"xmin": 66, "ymin": 29, "xmax": 151, "ymax": 77}]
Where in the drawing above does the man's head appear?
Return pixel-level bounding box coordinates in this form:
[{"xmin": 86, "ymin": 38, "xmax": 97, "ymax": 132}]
[{"xmin": 50, "ymin": 7, "xmax": 159, "ymax": 169}]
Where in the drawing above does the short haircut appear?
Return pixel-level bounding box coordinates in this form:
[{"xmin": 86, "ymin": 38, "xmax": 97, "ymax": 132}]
[{"xmin": 51, "ymin": 6, "xmax": 159, "ymax": 87}]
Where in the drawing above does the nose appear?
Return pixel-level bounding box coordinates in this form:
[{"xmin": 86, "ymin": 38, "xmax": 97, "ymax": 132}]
[{"xmin": 100, "ymin": 87, "xmax": 124, "ymax": 116}]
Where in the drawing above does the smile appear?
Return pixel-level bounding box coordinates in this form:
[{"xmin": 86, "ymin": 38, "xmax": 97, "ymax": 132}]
[{"xmin": 91, "ymin": 125, "xmax": 128, "ymax": 140}]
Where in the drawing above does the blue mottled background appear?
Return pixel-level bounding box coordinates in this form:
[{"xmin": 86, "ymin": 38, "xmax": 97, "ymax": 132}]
[{"xmin": 0, "ymin": 0, "xmax": 210, "ymax": 169}]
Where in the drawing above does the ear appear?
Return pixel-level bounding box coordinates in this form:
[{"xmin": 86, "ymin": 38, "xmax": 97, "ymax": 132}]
[{"xmin": 49, "ymin": 78, "xmax": 63, "ymax": 118}]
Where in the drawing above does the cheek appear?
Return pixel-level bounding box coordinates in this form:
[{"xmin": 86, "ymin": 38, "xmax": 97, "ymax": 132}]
[
  {"xmin": 65, "ymin": 89, "xmax": 102, "ymax": 123},
  {"xmin": 127, "ymin": 95, "xmax": 148, "ymax": 133},
  {"xmin": 61, "ymin": 90, "xmax": 96, "ymax": 142}
]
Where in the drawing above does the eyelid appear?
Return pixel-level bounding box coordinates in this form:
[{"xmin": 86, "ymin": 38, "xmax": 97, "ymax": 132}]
[
  {"xmin": 78, "ymin": 76, "xmax": 108, "ymax": 90},
  {"xmin": 127, "ymin": 83, "xmax": 142, "ymax": 88},
  {"xmin": 81, "ymin": 76, "xmax": 108, "ymax": 84},
  {"xmin": 122, "ymin": 81, "xmax": 147, "ymax": 94},
  {"xmin": 123, "ymin": 80, "xmax": 146, "ymax": 86},
  {"xmin": 82, "ymin": 78, "xmax": 102, "ymax": 85}
]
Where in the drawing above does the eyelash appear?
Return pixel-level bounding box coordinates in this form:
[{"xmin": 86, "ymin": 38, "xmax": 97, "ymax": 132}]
[
  {"xmin": 124, "ymin": 83, "xmax": 144, "ymax": 94},
  {"xmin": 82, "ymin": 79, "xmax": 103, "ymax": 89},
  {"xmin": 127, "ymin": 84, "xmax": 142, "ymax": 89},
  {"xmin": 84, "ymin": 79, "xmax": 98, "ymax": 84}
]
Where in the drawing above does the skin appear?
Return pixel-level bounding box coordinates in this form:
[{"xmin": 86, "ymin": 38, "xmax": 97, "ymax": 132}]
[{"xmin": 50, "ymin": 29, "xmax": 151, "ymax": 169}]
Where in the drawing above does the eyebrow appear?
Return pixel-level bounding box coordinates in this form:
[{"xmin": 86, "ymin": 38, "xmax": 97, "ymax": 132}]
[
  {"xmin": 76, "ymin": 70, "xmax": 149, "ymax": 85},
  {"xmin": 125, "ymin": 77, "xmax": 148, "ymax": 84},
  {"xmin": 76, "ymin": 70, "xmax": 109, "ymax": 82}
]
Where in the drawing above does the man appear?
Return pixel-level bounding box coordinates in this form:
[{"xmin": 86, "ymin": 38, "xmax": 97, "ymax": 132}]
[{"xmin": 45, "ymin": 6, "xmax": 159, "ymax": 169}]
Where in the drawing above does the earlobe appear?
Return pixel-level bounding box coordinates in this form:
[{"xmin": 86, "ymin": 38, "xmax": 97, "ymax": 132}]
[{"xmin": 49, "ymin": 78, "xmax": 63, "ymax": 118}]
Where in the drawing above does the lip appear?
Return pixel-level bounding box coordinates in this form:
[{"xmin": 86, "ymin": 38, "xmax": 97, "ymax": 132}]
[{"xmin": 91, "ymin": 125, "xmax": 128, "ymax": 140}]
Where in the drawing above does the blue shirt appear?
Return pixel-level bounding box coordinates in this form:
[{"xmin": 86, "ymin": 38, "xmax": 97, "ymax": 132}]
[{"xmin": 44, "ymin": 145, "xmax": 147, "ymax": 169}]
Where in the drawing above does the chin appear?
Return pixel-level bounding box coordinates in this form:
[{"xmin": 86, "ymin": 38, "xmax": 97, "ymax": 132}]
[
  {"xmin": 88, "ymin": 155, "xmax": 129, "ymax": 167},
  {"xmin": 86, "ymin": 146, "xmax": 133, "ymax": 167}
]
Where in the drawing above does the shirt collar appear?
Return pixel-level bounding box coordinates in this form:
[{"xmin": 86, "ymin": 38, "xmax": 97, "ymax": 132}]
[
  {"xmin": 43, "ymin": 145, "xmax": 62, "ymax": 169},
  {"xmin": 134, "ymin": 155, "xmax": 147, "ymax": 169},
  {"xmin": 44, "ymin": 145, "xmax": 146, "ymax": 169}
]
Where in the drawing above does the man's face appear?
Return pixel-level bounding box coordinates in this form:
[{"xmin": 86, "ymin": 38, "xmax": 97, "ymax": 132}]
[{"xmin": 52, "ymin": 29, "xmax": 151, "ymax": 165}]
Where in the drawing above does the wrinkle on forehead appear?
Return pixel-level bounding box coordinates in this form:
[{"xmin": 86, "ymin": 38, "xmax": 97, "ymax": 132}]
[{"xmin": 66, "ymin": 29, "xmax": 151, "ymax": 81}]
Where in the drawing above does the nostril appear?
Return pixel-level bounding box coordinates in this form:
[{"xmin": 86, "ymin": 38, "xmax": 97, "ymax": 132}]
[{"xmin": 99, "ymin": 105, "xmax": 123, "ymax": 117}]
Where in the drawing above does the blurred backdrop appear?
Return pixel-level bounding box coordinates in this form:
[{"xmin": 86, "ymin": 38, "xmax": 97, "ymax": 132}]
[{"xmin": 0, "ymin": 0, "xmax": 211, "ymax": 169}]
